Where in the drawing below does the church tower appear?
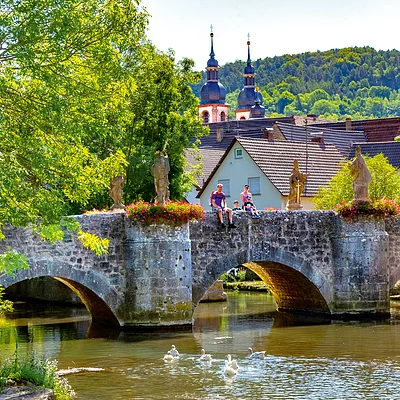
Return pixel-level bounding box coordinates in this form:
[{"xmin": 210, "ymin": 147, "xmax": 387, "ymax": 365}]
[
  {"xmin": 198, "ymin": 27, "xmax": 229, "ymax": 124},
  {"xmin": 235, "ymin": 35, "xmax": 263, "ymax": 120}
]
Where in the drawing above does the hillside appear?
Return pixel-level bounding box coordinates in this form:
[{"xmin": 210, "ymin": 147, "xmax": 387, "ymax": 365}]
[{"xmin": 193, "ymin": 47, "xmax": 400, "ymax": 121}]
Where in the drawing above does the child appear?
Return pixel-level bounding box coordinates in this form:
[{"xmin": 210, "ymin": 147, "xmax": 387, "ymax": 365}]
[
  {"xmin": 232, "ymin": 200, "xmax": 242, "ymax": 211},
  {"xmin": 243, "ymin": 195, "xmax": 260, "ymax": 218}
]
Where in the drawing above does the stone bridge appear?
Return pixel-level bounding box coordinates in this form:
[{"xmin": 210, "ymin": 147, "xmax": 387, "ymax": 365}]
[{"xmin": 0, "ymin": 211, "xmax": 399, "ymax": 329}]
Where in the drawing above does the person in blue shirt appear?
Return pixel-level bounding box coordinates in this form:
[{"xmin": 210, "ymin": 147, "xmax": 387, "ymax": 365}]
[
  {"xmin": 211, "ymin": 184, "xmax": 236, "ymax": 229},
  {"xmin": 243, "ymin": 195, "xmax": 260, "ymax": 218}
]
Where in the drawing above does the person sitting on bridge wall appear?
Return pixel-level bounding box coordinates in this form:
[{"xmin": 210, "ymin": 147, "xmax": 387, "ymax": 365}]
[
  {"xmin": 211, "ymin": 184, "xmax": 236, "ymax": 229},
  {"xmin": 240, "ymin": 184, "xmax": 251, "ymax": 208},
  {"xmin": 232, "ymin": 200, "xmax": 242, "ymax": 211},
  {"xmin": 243, "ymin": 195, "xmax": 260, "ymax": 218}
]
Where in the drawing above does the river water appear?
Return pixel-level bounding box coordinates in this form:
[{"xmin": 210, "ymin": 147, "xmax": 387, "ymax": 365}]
[{"xmin": 1, "ymin": 292, "xmax": 400, "ymax": 399}]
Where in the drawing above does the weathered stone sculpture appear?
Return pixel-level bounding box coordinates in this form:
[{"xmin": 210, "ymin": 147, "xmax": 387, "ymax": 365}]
[
  {"xmin": 151, "ymin": 152, "xmax": 170, "ymax": 205},
  {"xmin": 349, "ymin": 146, "xmax": 372, "ymax": 203},
  {"xmin": 109, "ymin": 176, "xmax": 125, "ymax": 210},
  {"xmin": 286, "ymin": 159, "xmax": 309, "ymax": 210}
]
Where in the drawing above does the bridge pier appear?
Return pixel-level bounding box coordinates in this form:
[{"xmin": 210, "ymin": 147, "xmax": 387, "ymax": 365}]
[
  {"xmin": 123, "ymin": 221, "xmax": 193, "ymax": 328},
  {"xmin": 331, "ymin": 216, "xmax": 390, "ymax": 318}
]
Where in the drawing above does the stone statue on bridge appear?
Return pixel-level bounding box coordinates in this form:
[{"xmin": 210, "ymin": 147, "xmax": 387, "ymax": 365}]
[
  {"xmin": 109, "ymin": 176, "xmax": 125, "ymax": 210},
  {"xmin": 349, "ymin": 146, "xmax": 372, "ymax": 204},
  {"xmin": 286, "ymin": 159, "xmax": 310, "ymax": 210},
  {"xmin": 151, "ymin": 151, "xmax": 170, "ymax": 205}
]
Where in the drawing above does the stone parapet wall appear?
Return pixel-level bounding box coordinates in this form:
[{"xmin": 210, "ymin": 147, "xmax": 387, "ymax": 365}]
[{"xmin": 385, "ymin": 216, "xmax": 400, "ymax": 287}]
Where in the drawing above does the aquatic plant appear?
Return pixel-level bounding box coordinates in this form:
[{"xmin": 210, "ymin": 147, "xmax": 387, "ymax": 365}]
[
  {"xmin": 0, "ymin": 352, "xmax": 75, "ymax": 399},
  {"xmin": 126, "ymin": 201, "xmax": 204, "ymax": 226},
  {"xmin": 335, "ymin": 198, "xmax": 400, "ymax": 219}
]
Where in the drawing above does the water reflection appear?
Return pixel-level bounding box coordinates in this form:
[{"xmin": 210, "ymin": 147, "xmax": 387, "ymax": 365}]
[{"xmin": 1, "ymin": 294, "xmax": 400, "ymax": 399}]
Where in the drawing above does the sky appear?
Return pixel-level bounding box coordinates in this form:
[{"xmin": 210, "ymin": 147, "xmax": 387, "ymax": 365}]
[{"xmin": 142, "ymin": 0, "xmax": 400, "ymax": 70}]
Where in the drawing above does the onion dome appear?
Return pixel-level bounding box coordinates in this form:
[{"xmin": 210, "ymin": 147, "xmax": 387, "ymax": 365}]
[
  {"xmin": 200, "ymin": 28, "xmax": 227, "ymax": 105},
  {"xmin": 237, "ymin": 35, "xmax": 262, "ymax": 110},
  {"xmin": 250, "ymin": 94, "xmax": 266, "ymax": 119}
]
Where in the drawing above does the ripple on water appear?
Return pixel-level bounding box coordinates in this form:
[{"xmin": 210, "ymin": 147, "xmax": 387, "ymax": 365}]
[{"xmin": 3, "ymin": 293, "xmax": 400, "ymax": 399}]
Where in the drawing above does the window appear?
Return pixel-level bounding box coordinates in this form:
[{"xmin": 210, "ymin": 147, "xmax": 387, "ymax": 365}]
[
  {"xmin": 248, "ymin": 177, "xmax": 260, "ymax": 195},
  {"xmin": 218, "ymin": 179, "xmax": 230, "ymax": 196},
  {"xmin": 220, "ymin": 112, "xmax": 226, "ymax": 122},
  {"xmin": 235, "ymin": 148, "xmax": 243, "ymax": 159},
  {"xmin": 202, "ymin": 111, "xmax": 209, "ymax": 124}
]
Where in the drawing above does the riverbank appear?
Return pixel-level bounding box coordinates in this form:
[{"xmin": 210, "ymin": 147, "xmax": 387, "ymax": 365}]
[{"xmin": 223, "ymin": 281, "xmax": 270, "ymax": 292}]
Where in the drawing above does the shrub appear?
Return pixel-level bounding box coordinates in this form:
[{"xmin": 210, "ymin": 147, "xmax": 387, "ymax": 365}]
[
  {"xmin": 0, "ymin": 353, "xmax": 74, "ymax": 399},
  {"xmin": 126, "ymin": 201, "xmax": 204, "ymax": 226},
  {"xmin": 335, "ymin": 198, "xmax": 400, "ymax": 219}
]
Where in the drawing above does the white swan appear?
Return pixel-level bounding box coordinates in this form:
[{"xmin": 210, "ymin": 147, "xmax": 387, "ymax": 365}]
[
  {"xmin": 226, "ymin": 354, "xmax": 239, "ymax": 370},
  {"xmin": 169, "ymin": 345, "xmax": 180, "ymax": 357},
  {"xmin": 247, "ymin": 347, "xmax": 266, "ymax": 359},
  {"xmin": 199, "ymin": 348, "xmax": 212, "ymax": 362},
  {"xmin": 163, "ymin": 350, "xmax": 174, "ymax": 362},
  {"xmin": 224, "ymin": 360, "xmax": 237, "ymax": 377},
  {"xmin": 230, "ymin": 359, "xmax": 239, "ymax": 370}
]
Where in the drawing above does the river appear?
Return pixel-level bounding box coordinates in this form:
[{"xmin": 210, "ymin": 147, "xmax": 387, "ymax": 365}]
[{"xmin": 1, "ymin": 292, "xmax": 400, "ymax": 399}]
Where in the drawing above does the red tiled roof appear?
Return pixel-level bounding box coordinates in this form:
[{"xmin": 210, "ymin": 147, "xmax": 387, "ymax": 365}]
[{"xmin": 308, "ymin": 116, "xmax": 400, "ymax": 142}]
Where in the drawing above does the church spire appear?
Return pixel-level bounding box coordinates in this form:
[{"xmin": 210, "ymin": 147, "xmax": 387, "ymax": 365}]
[
  {"xmin": 243, "ymin": 33, "xmax": 255, "ymax": 87},
  {"xmin": 198, "ymin": 25, "xmax": 229, "ymax": 123},
  {"xmin": 209, "ymin": 24, "xmax": 215, "ymax": 58},
  {"xmin": 235, "ymin": 34, "xmax": 263, "ymax": 119},
  {"xmin": 247, "ymin": 33, "xmax": 251, "ymax": 64}
]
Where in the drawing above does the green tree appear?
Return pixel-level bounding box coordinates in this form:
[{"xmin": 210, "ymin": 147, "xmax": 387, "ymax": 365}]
[
  {"xmin": 276, "ymin": 90, "xmax": 296, "ymax": 113},
  {"xmin": 122, "ymin": 48, "xmax": 207, "ymax": 203},
  {"xmin": 310, "ymin": 99, "xmax": 339, "ymax": 116},
  {"xmin": 314, "ymin": 154, "xmax": 400, "ymax": 209},
  {"xmin": 0, "ymin": 0, "xmax": 205, "ymax": 233},
  {"xmin": 0, "ymin": 0, "xmax": 149, "ymax": 256}
]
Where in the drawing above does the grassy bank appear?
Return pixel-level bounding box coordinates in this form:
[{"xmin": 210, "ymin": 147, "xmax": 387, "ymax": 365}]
[
  {"xmin": 0, "ymin": 353, "xmax": 74, "ymax": 399},
  {"xmin": 223, "ymin": 281, "xmax": 270, "ymax": 292}
]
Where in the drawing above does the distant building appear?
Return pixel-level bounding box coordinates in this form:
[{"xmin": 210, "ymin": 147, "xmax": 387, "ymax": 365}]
[
  {"xmin": 308, "ymin": 116, "xmax": 400, "ymax": 142},
  {"xmin": 198, "ymin": 28, "xmax": 229, "ymax": 124}
]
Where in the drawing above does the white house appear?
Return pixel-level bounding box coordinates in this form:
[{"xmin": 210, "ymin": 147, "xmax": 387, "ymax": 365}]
[{"xmin": 196, "ymin": 137, "xmax": 344, "ymax": 210}]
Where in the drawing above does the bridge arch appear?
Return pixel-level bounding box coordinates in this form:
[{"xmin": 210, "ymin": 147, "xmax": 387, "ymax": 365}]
[
  {"xmin": 193, "ymin": 245, "xmax": 332, "ymax": 315},
  {"xmin": 2, "ymin": 264, "xmax": 122, "ymax": 328}
]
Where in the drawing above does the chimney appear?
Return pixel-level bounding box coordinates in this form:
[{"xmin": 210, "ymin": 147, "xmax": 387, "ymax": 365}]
[
  {"xmin": 263, "ymin": 127, "xmax": 274, "ymax": 141},
  {"xmin": 345, "ymin": 117, "xmax": 352, "ymax": 131},
  {"xmin": 216, "ymin": 126, "xmax": 223, "ymax": 143},
  {"xmin": 310, "ymin": 132, "xmax": 324, "ymax": 144}
]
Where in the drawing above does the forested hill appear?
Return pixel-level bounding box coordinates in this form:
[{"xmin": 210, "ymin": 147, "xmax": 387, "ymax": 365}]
[{"xmin": 193, "ymin": 47, "xmax": 400, "ymax": 120}]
